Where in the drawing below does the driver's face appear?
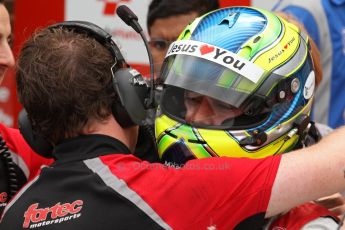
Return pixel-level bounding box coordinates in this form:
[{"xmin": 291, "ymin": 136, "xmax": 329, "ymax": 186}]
[{"xmin": 184, "ymin": 91, "xmax": 242, "ymax": 126}]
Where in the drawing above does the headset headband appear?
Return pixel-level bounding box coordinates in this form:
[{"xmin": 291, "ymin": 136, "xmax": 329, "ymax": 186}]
[{"xmin": 48, "ymin": 21, "xmax": 126, "ymax": 64}]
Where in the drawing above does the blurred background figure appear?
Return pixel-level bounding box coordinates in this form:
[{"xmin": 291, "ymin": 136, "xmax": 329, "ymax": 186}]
[
  {"xmin": 0, "ymin": 1, "xmax": 14, "ymax": 83},
  {"xmin": 274, "ymin": 0, "xmax": 345, "ymax": 129},
  {"xmin": 273, "ymin": 0, "xmax": 345, "ymax": 219},
  {"xmin": 147, "ymin": 0, "xmax": 219, "ymax": 81},
  {"xmin": 0, "ymin": 0, "xmax": 52, "ymax": 215}
]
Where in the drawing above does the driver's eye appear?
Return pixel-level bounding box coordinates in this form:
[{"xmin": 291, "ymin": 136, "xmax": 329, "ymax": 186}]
[{"xmin": 213, "ymin": 100, "xmax": 236, "ymax": 110}]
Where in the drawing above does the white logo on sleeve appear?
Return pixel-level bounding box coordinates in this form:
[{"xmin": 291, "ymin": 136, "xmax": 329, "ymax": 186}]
[{"xmin": 303, "ymin": 71, "xmax": 315, "ymax": 100}]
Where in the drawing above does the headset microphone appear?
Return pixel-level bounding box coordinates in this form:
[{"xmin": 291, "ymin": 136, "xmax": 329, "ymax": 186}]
[
  {"xmin": 116, "ymin": 5, "xmax": 142, "ymax": 33},
  {"xmin": 116, "ymin": 5, "xmax": 155, "ymax": 109}
]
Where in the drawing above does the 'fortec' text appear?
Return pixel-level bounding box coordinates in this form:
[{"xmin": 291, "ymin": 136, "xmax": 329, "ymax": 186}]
[{"xmin": 23, "ymin": 200, "xmax": 83, "ymax": 229}]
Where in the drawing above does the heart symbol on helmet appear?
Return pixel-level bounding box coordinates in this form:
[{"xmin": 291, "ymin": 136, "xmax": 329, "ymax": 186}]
[{"xmin": 200, "ymin": 45, "xmax": 215, "ymax": 55}]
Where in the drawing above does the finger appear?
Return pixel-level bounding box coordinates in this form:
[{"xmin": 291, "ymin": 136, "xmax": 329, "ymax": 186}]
[{"xmin": 316, "ymin": 196, "xmax": 345, "ymax": 209}]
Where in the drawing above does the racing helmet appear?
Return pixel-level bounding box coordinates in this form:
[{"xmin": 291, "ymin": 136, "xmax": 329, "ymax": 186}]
[{"xmin": 155, "ymin": 6, "xmax": 316, "ymax": 165}]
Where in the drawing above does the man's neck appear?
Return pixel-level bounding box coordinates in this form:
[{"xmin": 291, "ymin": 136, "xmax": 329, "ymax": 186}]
[{"xmin": 82, "ymin": 116, "xmax": 138, "ymax": 153}]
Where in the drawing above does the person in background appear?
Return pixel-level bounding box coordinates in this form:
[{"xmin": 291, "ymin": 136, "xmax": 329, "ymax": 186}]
[
  {"xmin": 273, "ymin": 3, "xmax": 345, "ymax": 219},
  {"xmin": 147, "ymin": 0, "xmax": 219, "ymax": 81},
  {"xmin": 273, "ymin": 0, "xmax": 345, "ymax": 129},
  {"xmin": 0, "ymin": 0, "xmax": 52, "ymax": 215},
  {"xmin": 155, "ymin": 6, "xmax": 340, "ymax": 229},
  {"xmin": 3, "ymin": 18, "xmax": 345, "ymax": 229}
]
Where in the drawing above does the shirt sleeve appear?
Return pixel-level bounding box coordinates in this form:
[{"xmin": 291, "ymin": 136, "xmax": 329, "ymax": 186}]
[{"xmin": 103, "ymin": 154, "xmax": 282, "ymax": 229}]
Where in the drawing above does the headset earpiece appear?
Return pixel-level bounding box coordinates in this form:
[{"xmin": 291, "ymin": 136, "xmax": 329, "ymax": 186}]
[{"xmin": 112, "ymin": 68, "xmax": 149, "ymax": 127}]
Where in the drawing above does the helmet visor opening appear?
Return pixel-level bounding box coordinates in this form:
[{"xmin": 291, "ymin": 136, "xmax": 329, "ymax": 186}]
[
  {"xmin": 161, "ymin": 54, "xmax": 265, "ymax": 108},
  {"xmin": 160, "ymin": 86, "xmax": 270, "ymax": 130},
  {"xmin": 159, "ymin": 54, "xmax": 272, "ymax": 129}
]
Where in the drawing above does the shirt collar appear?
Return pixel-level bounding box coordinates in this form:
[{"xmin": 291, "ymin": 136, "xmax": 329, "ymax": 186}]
[{"xmin": 52, "ymin": 134, "xmax": 131, "ymax": 164}]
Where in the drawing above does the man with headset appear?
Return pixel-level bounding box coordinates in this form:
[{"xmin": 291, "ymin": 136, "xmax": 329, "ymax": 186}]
[
  {"xmin": 0, "ymin": 0, "xmax": 52, "ymax": 216},
  {"xmin": 3, "ymin": 17, "xmax": 345, "ymax": 229}
]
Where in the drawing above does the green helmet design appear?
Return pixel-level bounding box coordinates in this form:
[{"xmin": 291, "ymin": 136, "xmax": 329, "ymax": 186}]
[{"xmin": 155, "ymin": 7, "xmax": 315, "ymax": 165}]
